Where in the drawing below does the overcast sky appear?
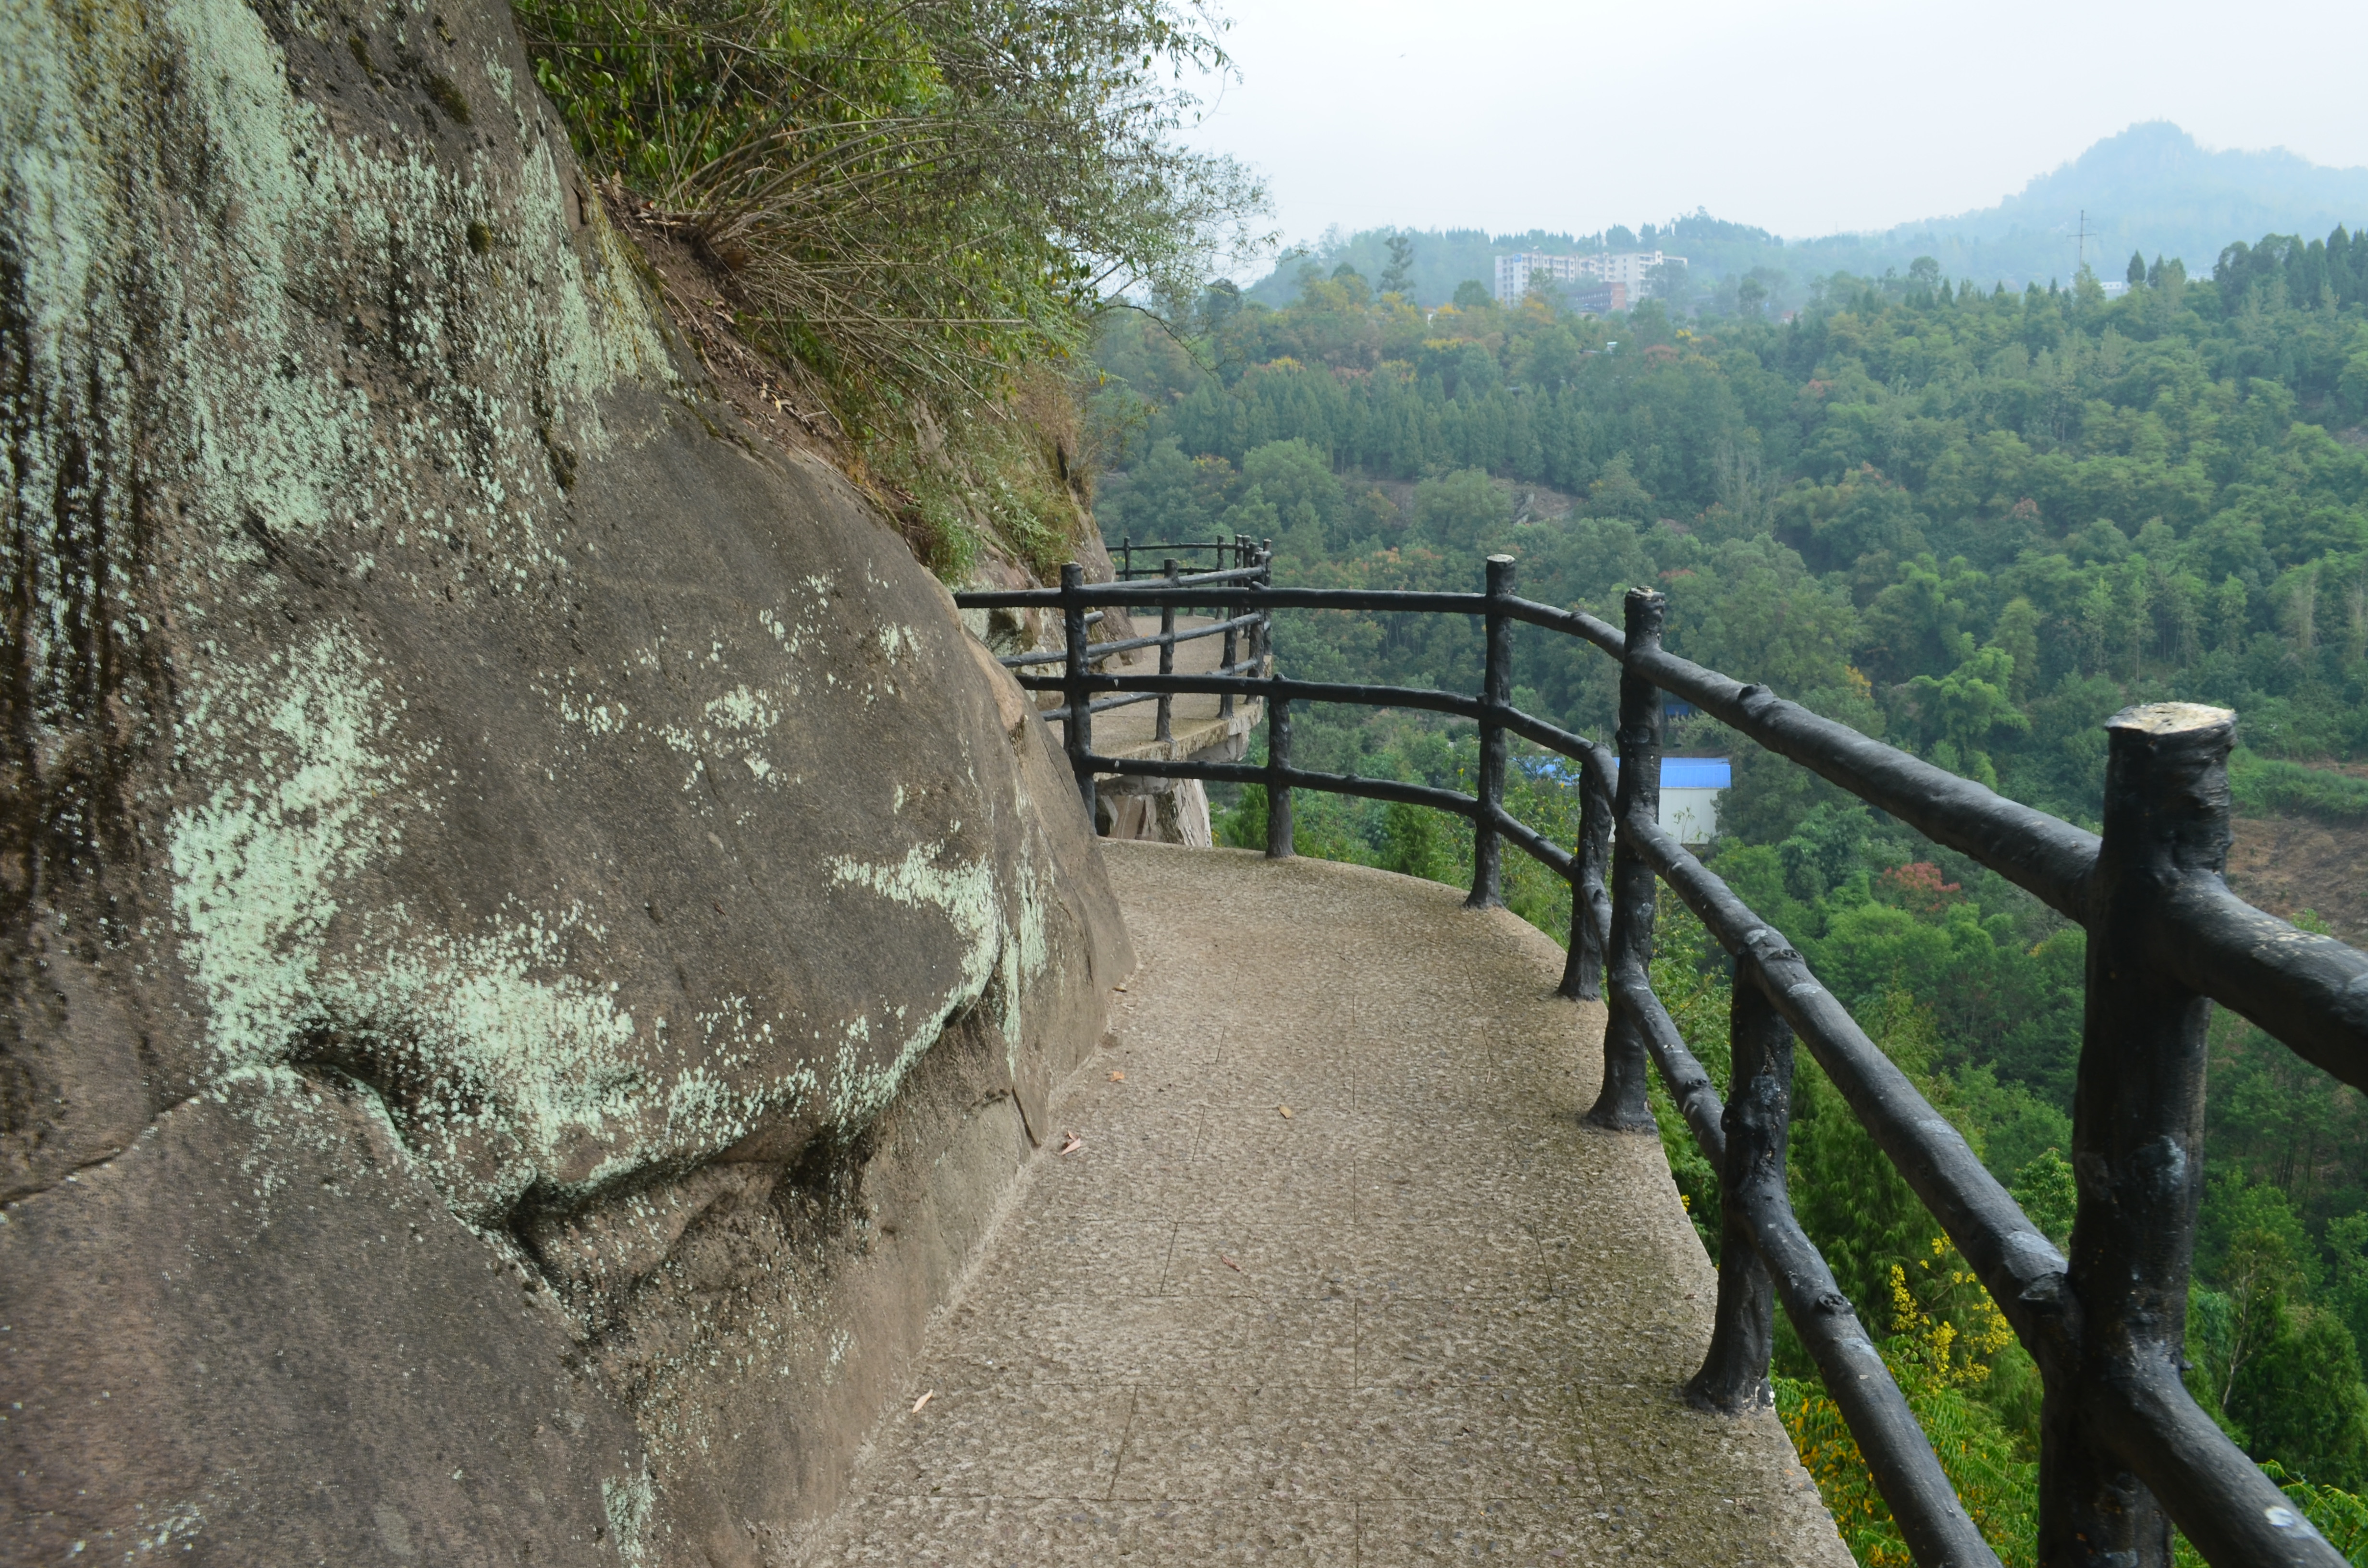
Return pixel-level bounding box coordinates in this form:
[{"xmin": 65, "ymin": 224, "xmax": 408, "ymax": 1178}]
[{"xmin": 1182, "ymin": 0, "xmax": 2368, "ymax": 256}]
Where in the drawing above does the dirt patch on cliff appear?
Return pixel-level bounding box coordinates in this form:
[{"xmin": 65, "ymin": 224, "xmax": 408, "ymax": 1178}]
[{"xmin": 2225, "ymin": 812, "xmax": 2368, "ymax": 946}]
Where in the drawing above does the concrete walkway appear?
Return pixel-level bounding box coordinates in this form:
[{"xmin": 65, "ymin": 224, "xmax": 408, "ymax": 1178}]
[
  {"xmin": 1075, "ymin": 614, "xmax": 1263, "ymax": 768},
  {"xmin": 802, "ymin": 845, "xmax": 1850, "ymax": 1566}
]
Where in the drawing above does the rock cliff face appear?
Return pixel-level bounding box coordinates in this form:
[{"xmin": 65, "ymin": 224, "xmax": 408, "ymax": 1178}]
[{"xmin": 0, "ymin": 0, "xmax": 1132, "ymax": 1561}]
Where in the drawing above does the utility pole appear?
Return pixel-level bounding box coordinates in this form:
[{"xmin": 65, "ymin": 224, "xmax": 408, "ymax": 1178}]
[{"xmin": 2076, "ymin": 208, "xmax": 2090, "ymax": 276}]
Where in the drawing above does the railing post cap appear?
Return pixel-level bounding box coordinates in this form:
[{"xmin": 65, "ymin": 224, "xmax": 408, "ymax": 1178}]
[
  {"xmin": 1060, "ymin": 561, "xmax": 1084, "ymax": 586},
  {"xmin": 1621, "ymin": 586, "xmax": 1668, "ymax": 642},
  {"xmin": 2106, "ymin": 701, "xmax": 2234, "ymax": 738},
  {"xmin": 1487, "ymin": 552, "xmax": 1516, "ymax": 564}
]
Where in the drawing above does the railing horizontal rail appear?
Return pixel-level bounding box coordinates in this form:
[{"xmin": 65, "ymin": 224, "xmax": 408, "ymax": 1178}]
[
  {"xmin": 1015, "ymin": 672, "xmax": 1479, "ymax": 722},
  {"xmin": 962, "ymin": 583, "xmax": 1484, "ymax": 612},
  {"xmin": 1593, "ymin": 857, "xmax": 1999, "ymax": 1563},
  {"xmin": 956, "ymin": 566, "xmax": 1268, "ymax": 607},
  {"xmin": 1091, "ymin": 754, "xmax": 1479, "ymax": 817},
  {"xmin": 1502, "ymin": 594, "xmax": 1626, "ymax": 657},
  {"xmin": 1602, "ymin": 967, "xmax": 1998, "ymax": 1567},
  {"xmin": 1081, "ymin": 690, "xmax": 1160, "ymax": 717},
  {"xmin": 1625, "ymin": 646, "xmax": 2368, "ymax": 1101},
  {"xmin": 1736, "ymin": 1160, "xmax": 2002, "ymax": 1566},
  {"xmin": 1000, "ymin": 612, "xmax": 1264, "ymax": 669},
  {"xmin": 2153, "ymin": 877, "xmax": 2368, "ymax": 1095},
  {"xmin": 1616, "ymin": 790, "xmax": 2075, "ymax": 1352},
  {"xmin": 1606, "ymin": 964, "xmax": 1727, "ymax": 1169},
  {"xmin": 1492, "ymin": 706, "xmax": 1616, "ymax": 785},
  {"xmin": 1629, "ymin": 644, "xmax": 2100, "ymax": 919},
  {"xmin": 1482, "ymin": 801, "xmax": 1575, "ymax": 881},
  {"xmin": 1024, "ymin": 667, "xmax": 1270, "ymax": 720}
]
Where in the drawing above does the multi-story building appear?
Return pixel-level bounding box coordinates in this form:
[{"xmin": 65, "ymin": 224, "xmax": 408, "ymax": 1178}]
[
  {"xmin": 1493, "ymin": 251, "xmax": 1589, "ymax": 301},
  {"xmin": 1564, "ymin": 282, "xmax": 1628, "ymax": 317},
  {"xmin": 1494, "ymin": 249, "xmax": 1684, "ymax": 307}
]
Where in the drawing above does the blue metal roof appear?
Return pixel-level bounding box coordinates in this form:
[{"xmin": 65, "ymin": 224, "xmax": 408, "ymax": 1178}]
[
  {"xmin": 1533, "ymin": 756, "xmax": 1733, "ymax": 789},
  {"xmin": 1662, "ymin": 758, "xmax": 1732, "ymax": 789}
]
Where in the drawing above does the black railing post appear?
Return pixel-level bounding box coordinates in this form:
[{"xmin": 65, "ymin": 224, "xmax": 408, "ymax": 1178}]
[
  {"xmin": 1252, "ymin": 537, "xmax": 1264, "ymax": 663},
  {"xmin": 2041, "ymin": 702, "xmax": 2234, "ymax": 1568},
  {"xmin": 1469, "ymin": 555, "xmax": 1517, "ymax": 909},
  {"xmin": 1586, "ymin": 587, "xmax": 1665, "ymax": 1131},
  {"xmin": 1119, "ymin": 535, "xmax": 1132, "ymax": 580},
  {"xmin": 1265, "ymin": 686, "xmax": 1293, "ymax": 859},
  {"xmin": 1254, "ymin": 540, "xmax": 1274, "ymax": 672},
  {"xmin": 1157, "ymin": 559, "xmax": 1178, "ymax": 747},
  {"xmin": 1559, "ymin": 752, "xmax": 1615, "ymax": 1000},
  {"xmin": 1061, "ymin": 561, "xmax": 1095, "ymax": 822},
  {"xmin": 1688, "ymin": 956, "xmax": 1791, "ymax": 1412},
  {"xmin": 1219, "ymin": 553, "xmax": 1241, "ymax": 721}
]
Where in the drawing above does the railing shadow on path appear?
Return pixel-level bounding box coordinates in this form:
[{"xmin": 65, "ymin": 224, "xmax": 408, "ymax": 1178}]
[{"xmin": 955, "ymin": 550, "xmax": 2368, "ymax": 1568}]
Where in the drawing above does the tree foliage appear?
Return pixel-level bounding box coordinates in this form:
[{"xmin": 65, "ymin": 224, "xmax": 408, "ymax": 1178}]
[
  {"xmin": 1128, "ymin": 217, "xmax": 2368, "ymax": 1561},
  {"xmin": 514, "ymin": 0, "xmax": 1269, "ymax": 415}
]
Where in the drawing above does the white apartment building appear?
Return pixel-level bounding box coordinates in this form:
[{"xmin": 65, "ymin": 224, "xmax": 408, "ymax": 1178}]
[{"xmin": 1494, "ymin": 249, "xmax": 1685, "ymax": 305}]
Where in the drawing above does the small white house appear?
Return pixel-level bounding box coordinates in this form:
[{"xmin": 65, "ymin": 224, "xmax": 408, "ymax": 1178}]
[
  {"xmin": 1659, "ymin": 757, "xmax": 1731, "ymax": 845},
  {"xmin": 1607, "ymin": 756, "xmax": 1731, "ymax": 845}
]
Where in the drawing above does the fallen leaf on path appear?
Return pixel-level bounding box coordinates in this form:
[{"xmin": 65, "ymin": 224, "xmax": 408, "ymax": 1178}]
[
  {"xmin": 912, "ymin": 1391, "xmax": 934, "ymax": 1413},
  {"xmin": 1221, "ymin": 1255, "xmax": 1244, "ymax": 1273},
  {"xmin": 1114, "ymin": 984, "xmax": 1128, "ymax": 992},
  {"xmin": 1059, "ymin": 1132, "xmax": 1085, "ymax": 1155},
  {"xmin": 1277, "ymin": 1105, "xmax": 1293, "ymax": 1119},
  {"xmin": 1109, "ymin": 1071, "xmax": 1125, "ymax": 1082}
]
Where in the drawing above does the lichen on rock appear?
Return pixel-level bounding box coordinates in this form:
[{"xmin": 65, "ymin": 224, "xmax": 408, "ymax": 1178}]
[{"xmin": 0, "ymin": 0, "xmax": 1133, "ymax": 1558}]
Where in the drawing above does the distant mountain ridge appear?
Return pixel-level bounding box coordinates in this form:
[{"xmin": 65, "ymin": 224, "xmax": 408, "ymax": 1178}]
[
  {"xmin": 1249, "ymin": 122, "xmax": 2368, "ymax": 311},
  {"xmin": 1855, "ymin": 122, "xmax": 2368, "ymax": 283}
]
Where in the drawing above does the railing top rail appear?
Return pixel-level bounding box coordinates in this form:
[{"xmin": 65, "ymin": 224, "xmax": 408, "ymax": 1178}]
[
  {"xmin": 959, "ymin": 566, "xmax": 1266, "ymax": 607},
  {"xmin": 1620, "ymin": 643, "xmax": 2368, "ymax": 1093},
  {"xmin": 1014, "ymin": 671, "xmax": 1479, "ymax": 722},
  {"xmin": 999, "ymin": 612, "xmax": 1262, "ymax": 668}
]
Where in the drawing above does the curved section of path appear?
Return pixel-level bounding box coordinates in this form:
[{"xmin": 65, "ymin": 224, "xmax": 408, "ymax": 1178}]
[{"xmin": 804, "ymin": 845, "xmax": 1850, "ymax": 1566}]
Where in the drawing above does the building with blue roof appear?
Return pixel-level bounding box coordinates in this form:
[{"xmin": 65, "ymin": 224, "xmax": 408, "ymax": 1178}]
[{"xmin": 1605, "ymin": 756, "xmax": 1732, "ymax": 845}]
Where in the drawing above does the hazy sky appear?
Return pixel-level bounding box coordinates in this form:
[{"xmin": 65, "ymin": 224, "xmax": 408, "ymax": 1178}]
[{"xmin": 1183, "ymin": 0, "xmax": 2368, "ymax": 255}]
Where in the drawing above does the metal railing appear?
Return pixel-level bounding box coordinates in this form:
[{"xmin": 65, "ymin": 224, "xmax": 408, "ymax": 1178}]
[
  {"xmin": 952, "ymin": 553, "xmax": 2368, "ymax": 1568},
  {"xmin": 1112, "ymin": 533, "xmax": 1259, "ymax": 581},
  {"xmin": 1003, "ymin": 554, "xmax": 1274, "ymax": 746}
]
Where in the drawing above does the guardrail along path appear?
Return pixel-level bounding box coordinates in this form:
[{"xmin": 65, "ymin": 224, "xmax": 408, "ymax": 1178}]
[
  {"xmin": 1078, "ymin": 612, "xmax": 1262, "ymax": 767},
  {"xmin": 805, "ymin": 845, "xmax": 1849, "ymax": 1566}
]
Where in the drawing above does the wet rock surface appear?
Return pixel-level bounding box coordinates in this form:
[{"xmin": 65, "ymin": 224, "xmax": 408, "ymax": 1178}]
[{"xmin": 1, "ymin": 0, "xmax": 1129, "ymax": 1559}]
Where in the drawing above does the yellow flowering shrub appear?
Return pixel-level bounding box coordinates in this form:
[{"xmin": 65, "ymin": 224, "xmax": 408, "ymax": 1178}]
[{"xmin": 1776, "ymin": 1241, "xmax": 2036, "ymax": 1568}]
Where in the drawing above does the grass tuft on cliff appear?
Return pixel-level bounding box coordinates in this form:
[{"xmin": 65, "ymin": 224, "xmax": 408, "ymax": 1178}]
[{"xmin": 511, "ymin": 0, "xmax": 1267, "ymax": 579}]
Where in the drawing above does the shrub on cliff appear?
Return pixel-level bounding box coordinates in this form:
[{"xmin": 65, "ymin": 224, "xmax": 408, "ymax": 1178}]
[{"xmin": 512, "ymin": 0, "xmax": 1267, "ymax": 421}]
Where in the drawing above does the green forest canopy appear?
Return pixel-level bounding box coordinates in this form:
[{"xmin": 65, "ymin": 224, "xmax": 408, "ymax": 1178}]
[{"xmin": 1090, "ymin": 224, "xmax": 2368, "ymax": 1561}]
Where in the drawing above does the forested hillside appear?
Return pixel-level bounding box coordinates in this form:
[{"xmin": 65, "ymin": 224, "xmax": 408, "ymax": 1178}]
[{"xmin": 1092, "ymin": 231, "xmax": 2368, "ymax": 1562}]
